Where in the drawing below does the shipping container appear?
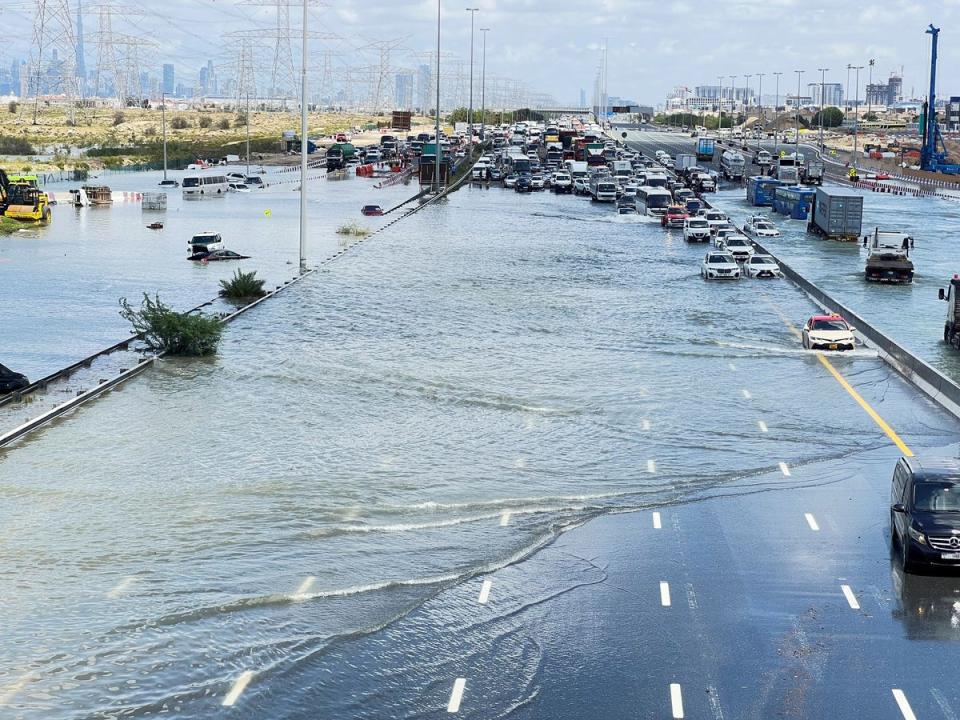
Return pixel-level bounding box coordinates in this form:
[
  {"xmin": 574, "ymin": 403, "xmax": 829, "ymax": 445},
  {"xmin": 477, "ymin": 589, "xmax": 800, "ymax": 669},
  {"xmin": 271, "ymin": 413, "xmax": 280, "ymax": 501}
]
[
  {"xmin": 746, "ymin": 176, "xmax": 784, "ymax": 206},
  {"xmin": 809, "ymin": 187, "xmax": 863, "ymax": 241},
  {"xmin": 773, "ymin": 185, "xmax": 816, "ymax": 220}
]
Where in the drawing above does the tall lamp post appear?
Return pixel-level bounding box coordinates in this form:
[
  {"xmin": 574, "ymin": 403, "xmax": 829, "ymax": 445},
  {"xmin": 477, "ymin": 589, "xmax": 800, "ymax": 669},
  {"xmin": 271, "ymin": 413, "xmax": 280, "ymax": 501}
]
[
  {"xmin": 846, "ymin": 64, "xmax": 853, "ymax": 120},
  {"xmin": 852, "ymin": 64, "xmax": 864, "ymax": 166},
  {"xmin": 465, "ymin": 7, "xmax": 478, "ymax": 139},
  {"xmin": 756, "ymin": 72, "xmax": 764, "ymax": 151},
  {"xmin": 794, "ymin": 69, "xmax": 804, "ymax": 160},
  {"xmin": 867, "ymin": 58, "xmax": 875, "ymax": 120},
  {"xmin": 817, "ymin": 67, "xmax": 829, "ymax": 151},
  {"xmin": 717, "ymin": 75, "xmax": 725, "ymax": 131},
  {"xmin": 730, "ymin": 75, "xmax": 738, "ymax": 129},
  {"xmin": 773, "ymin": 71, "xmax": 782, "ymax": 153},
  {"xmin": 298, "ymin": 0, "xmax": 308, "ymax": 270},
  {"xmin": 479, "ymin": 27, "xmax": 489, "ymax": 142},
  {"xmin": 434, "ymin": 0, "xmax": 441, "ymax": 194},
  {"xmin": 745, "ymin": 73, "xmax": 753, "ymax": 127}
]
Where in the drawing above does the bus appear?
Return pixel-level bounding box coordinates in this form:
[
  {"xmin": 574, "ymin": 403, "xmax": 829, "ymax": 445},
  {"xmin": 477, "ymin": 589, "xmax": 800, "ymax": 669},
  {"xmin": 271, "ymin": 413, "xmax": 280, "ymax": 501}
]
[
  {"xmin": 636, "ymin": 186, "xmax": 672, "ymax": 216},
  {"xmin": 182, "ymin": 175, "xmax": 229, "ymax": 198}
]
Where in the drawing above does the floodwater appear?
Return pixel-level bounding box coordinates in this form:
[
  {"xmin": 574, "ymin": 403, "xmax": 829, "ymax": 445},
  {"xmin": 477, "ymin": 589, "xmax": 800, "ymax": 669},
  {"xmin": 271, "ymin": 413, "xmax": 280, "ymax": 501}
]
[{"xmin": 1, "ymin": 169, "xmax": 956, "ymax": 718}]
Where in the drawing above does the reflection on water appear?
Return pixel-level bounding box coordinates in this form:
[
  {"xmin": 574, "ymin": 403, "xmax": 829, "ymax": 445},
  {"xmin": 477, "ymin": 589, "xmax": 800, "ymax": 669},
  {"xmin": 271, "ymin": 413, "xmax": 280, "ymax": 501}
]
[{"xmin": 891, "ymin": 558, "xmax": 960, "ymax": 640}]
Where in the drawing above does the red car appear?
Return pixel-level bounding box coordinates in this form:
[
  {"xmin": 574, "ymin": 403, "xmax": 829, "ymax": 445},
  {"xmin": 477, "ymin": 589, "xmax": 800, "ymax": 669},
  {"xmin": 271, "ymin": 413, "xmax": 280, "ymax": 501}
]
[
  {"xmin": 361, "ymin": 205, "xmax": 384, "ymax": 216},
  {"xmin": 335, "ymin": 132, "xmax": 348, "ymax": 142},
  {"xmin": 661, "ymin": 204, "xmax": 689, "ymax": 229}
]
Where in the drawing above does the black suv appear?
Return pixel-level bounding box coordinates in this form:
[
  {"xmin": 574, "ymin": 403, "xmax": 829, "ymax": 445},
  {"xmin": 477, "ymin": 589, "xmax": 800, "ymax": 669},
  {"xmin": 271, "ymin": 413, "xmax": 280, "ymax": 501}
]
[
  {"xmin": 0, "ymin": 363, "xmax": 29, "ymax": 393},
  {"xmin": 891, "ymin": 456, "xmax": 960, "ymax": 572}
]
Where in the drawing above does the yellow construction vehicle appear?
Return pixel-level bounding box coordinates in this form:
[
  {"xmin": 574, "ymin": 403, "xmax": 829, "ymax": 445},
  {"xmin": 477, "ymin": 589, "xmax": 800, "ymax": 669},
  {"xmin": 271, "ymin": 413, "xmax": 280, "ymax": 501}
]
[
  {"xmin": 2, "ymin": 174, "xmax": 52, "ymax": 224},
  {"xmin": 848, "ymin": 167, "xmax": 860, "ymax": 183}
]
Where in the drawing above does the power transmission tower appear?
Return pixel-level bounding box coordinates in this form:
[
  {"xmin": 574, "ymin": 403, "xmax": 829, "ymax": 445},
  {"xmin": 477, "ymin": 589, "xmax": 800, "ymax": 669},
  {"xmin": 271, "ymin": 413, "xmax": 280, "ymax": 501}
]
[
  {"xmin": 89, "ymin": 1, "xmax": 154, "ymax": 105},
  {"xmin": 230, "ymin": 0, "xmax": 334, "ymax": 104},
  {"xmin": 29, "ymin": 0, "xmax": 79, "ymax": 122},
  {"xmin": 227, "ymin": 37, "xmax": 257, "ymax": 108},
  {"xmin": 353, "ymin": 38, "xmax": 405, "ymax": 115}
]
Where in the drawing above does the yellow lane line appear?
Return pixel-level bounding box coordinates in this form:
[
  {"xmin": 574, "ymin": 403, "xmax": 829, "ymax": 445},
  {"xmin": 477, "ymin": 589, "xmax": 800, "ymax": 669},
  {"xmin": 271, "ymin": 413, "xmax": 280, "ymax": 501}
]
[
  {"xmin": 815, "ymin": 353, "xmax": 913, "ymax": 457},
  {"xmin": 765, "ymin": 297, "xmax": 914, "ymax": 457}
]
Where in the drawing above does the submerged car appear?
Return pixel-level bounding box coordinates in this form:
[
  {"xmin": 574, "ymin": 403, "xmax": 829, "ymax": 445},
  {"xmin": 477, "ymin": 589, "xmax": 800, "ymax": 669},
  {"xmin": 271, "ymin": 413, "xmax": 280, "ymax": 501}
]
[
  {"xmin": 743, "ymin": 216, "xmax": 781, "ymax": 237},
  {"xmin": 718, "ymin": 235, "xmax": 755, "ymax": 262},
  {"xmin": 192, "ymin": 248, "xmax": 251, "ymax": 262},
  {"xmin": 701, "ymin": 251, "xmax": 741, "ymax": 280},
  {"xmin": 744, "ymin": 254, "xmax": 782, "ymax": 278},
  {"xmin": 361, "ymin": 204, "xmax": 384, "ymax": 216},
  {"xmin": 661, "ymin": 205, "xmax": 688, "ymax": 228},
  {"xmin": 891, "ymin": 456, "xmax": 960, "ymax": 572},
  {"xmin": 801, "ymin": 313, "xmax": 856, "ymax": 351},
  {"xmin": 683, "ymin": 217, "xmax": 711, "ymax": 243}
]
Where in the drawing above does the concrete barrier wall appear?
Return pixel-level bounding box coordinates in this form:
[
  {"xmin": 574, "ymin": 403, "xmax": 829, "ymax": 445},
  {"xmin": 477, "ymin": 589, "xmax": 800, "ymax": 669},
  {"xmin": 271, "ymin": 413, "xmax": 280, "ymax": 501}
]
[{"xmin": 752, "ymin": 239, "xmax": 960, "ymax": 420}]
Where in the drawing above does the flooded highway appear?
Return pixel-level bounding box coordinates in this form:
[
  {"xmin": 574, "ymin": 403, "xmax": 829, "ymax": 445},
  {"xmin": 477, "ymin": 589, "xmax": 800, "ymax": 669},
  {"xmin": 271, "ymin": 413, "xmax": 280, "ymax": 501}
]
[{"xmin": 3, "ymin": 158, "xmax": 960, "ymax": 718}]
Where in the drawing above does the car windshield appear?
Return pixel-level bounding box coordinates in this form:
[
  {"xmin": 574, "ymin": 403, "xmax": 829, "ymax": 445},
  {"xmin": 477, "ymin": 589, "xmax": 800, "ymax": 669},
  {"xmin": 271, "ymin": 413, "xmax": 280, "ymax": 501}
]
[
  {"xmin": 811, "ymin": 319, "xmax": 848, "ymax": 331},
  {"xmin": 914, "ymin": 481, "xmax": 960, "ymax": 512},
  {"xmin": 688, "ymin": 220, "xmax": 707, "ymax": 227},
  {"xmin": 708, "ymin": 255, "xmax": 730, "ymax": 263},
  {"xmin": 756, "ymin": 222, "xmax": 774, "ymax": 229},
  {"xmin": 750, "ymin": 256, "xmax": 771, "ymax": 264}
]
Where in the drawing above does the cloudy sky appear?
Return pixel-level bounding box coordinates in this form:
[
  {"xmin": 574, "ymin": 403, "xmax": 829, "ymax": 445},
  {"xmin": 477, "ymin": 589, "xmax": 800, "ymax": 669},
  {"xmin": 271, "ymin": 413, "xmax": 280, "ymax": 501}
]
[{"xmin": 4, "ymin": 0, "xmax": 960, "ymax": 106}]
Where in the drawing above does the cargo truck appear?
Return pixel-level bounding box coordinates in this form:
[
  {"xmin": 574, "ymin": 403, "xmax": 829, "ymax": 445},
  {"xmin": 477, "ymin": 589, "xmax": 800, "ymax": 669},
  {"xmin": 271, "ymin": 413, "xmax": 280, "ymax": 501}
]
[
  {"xmin": 696, "ymin": 137, "xmax": 716, "ymax": 161},
  {"xmin": 720, "ymin": 150, "xmax": 745, "ymax": 180},
  {"xmin": 325, "ymin": 142, "xmax": 356, "ymax": 170},
  {"xmin": 863, "ymin": 229, "xmax": 914, "ymax": 283},
  {"xmin": 939, "ymin": 276, "xmax": 960, "ymax": 349},
  {"xmin": 802, "ymin": 158, "xmax": 825, "ymax": 185},
  {"xmin": 675, "ymin": 154, "xmax": 697, "ymax": 172},
  {"xmin": 808, "ymin": 187, "xmax": 863, "ymax": 241}
]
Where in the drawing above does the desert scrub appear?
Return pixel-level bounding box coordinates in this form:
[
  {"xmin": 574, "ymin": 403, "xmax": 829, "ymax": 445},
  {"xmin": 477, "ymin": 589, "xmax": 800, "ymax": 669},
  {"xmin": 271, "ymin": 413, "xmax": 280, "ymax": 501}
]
[
  {"xmin": 119, "ymin": 293, "xmax": 222, "ymax": 356},
  {"xmin": 219, "ymin": 269, "xmax": 267, "ymax": 299}
]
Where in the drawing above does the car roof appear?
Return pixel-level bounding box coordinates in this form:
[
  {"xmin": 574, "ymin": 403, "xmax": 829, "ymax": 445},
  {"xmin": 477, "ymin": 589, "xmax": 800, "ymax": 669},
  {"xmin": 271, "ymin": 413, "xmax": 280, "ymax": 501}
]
[
  {"xmin": 810, "ymin": 314, "xmax": 845, "ymax": 322},
  {"xmin": 904, "ymin": 456, "xmax": 960, "ymax": 480}
]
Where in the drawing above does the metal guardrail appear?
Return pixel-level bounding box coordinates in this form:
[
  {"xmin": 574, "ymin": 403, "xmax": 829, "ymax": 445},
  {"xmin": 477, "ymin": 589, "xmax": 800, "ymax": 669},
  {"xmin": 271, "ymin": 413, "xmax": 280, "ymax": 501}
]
[
  {"xmin": 752, "ymin": 239, "xmax": 960, "ymax": 420},
  {"xmin": 0, "ymin": 150, "xmax": 484, "ymax": 450}
]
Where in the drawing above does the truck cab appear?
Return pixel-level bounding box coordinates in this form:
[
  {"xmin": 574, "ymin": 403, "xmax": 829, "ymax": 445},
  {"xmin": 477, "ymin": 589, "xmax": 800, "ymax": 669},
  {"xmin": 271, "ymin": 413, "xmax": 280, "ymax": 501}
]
[
  {"xmin": 864, "ymin": 229, "xmax": 914, "ymax": 283},
  {"xmin": 939, "ymin": 276, "xmax": 960, "ymax": 349}
]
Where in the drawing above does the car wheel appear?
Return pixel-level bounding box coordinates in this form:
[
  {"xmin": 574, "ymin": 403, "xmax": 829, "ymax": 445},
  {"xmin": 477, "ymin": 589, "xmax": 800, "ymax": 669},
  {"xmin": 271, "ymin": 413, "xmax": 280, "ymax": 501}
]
[{"xmin": 900, "ymin": 533, "xmax": 918, "ymax": 573}]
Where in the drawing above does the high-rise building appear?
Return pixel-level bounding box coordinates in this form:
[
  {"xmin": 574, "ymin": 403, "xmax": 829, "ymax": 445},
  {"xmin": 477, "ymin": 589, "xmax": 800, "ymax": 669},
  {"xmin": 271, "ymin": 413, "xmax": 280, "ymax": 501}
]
[
  {"xmin": 808, "ymin": 82, "xmax": 843, "ymax": 107},
  {"xmin": 417, "ymin": 64, "xmax": 431, "ymax": 113},
  {"xmin": 887, "ymin": 74, "xmax": 902, "ymax": 105},
  {"xmin": 580, "ymin": 88, "xmax": 586, "ymax": 109},
  {"xmin": 162, "ymin": 63, "xmax": 175, "ymax": 95},
  {"xmin": 395, "ymin": 71, "xmax": 414, "ymax": 109}
]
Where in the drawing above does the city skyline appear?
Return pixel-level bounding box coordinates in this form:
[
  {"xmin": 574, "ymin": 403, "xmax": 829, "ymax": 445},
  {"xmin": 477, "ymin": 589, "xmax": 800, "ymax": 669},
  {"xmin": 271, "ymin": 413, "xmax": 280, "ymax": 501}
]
[{"xmin": 1, "ymin": 1, "xmax": 959, "ymax": 110}]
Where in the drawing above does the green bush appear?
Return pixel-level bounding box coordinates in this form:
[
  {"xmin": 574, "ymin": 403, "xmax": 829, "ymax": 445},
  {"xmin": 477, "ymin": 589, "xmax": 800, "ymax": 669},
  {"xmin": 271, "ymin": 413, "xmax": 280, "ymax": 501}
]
[
  {"xmin": 219, "ymin": 269, "xmax": 267, "ymax": 299},
  {"xmin": 198, "ymin": 116, "xmax": 212, "ymax": 128},
  {"xmin": 0, "ymin": 136, "xmax": 35, "ymax": 154},
  {"xmin": 8, "ymin": 100, "xmax": 17, "ymax": 114},
  {"xmin": 112, "ymin": 111, "xmax": 125, "ymax": 126},
  {"xmin": 217, "ymin": 118, "xmax": 231, "ymax": 130},
  {"xmin": 171, "ymin": 116, "xmax": 189, "ymax": 129},
  {"xmin": 336, "ymin": 222, "xmax": 371, "ymax": 237},
  {"xmin": 119, "ymin": 293, "xmax": 223, "ymax": 356}
]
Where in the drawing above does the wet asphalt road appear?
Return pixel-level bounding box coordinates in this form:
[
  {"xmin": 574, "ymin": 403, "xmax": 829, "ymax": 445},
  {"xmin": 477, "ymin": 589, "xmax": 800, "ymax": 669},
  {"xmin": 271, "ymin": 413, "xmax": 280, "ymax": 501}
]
[{"xmin": 4, "ymin": 137, "xmax": 960, "ymax": 720}]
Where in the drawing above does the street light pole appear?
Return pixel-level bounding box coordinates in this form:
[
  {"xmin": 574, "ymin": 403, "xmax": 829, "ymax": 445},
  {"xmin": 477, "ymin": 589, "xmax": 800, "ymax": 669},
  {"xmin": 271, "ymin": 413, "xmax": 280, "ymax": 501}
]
[
  {"xmin": 480, "ymin": 27, "xmax": 489, "ymax": 142},
  {"xmin": 795, "ymin": 69, "xmax": 804, "ymax": 160},
  {"xmin": 717, "ymin": 75, "xmax": 725, "ymax": 131},
  {"xmin": 853, "ymin": 64, "xmax": 864, "ymax": 166},
  {"xmin": 846, "ymin": 64, "xmax": 853, "ymax": 120},
  {"xmin": 818, "ymin": 67, "xmax": 829, "ymax": 152},
  {"xmin": 867, "ymin": 58, "xmax": 875, "ymax": 120},
  {"xmin": 756, "ymin": 72, "xmax": 764, "ymax": 152},
  {"xmin": 730, "ymin": 75, "xmax": 737, "ymax": 129},
  {"xmin": 773, "ymin": 71, "xmax": 782, "ymax": 154},
  {"xmin": 434, "ymin": 0, "xmax": 441, "ymax": 194},
  {"xmin": 298, "ymin": 0, "xmax": 308, "ymax": 271},
  {"xmin": 465, "ymin": 7, "xmax": 478, "ymax": 140}
]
